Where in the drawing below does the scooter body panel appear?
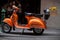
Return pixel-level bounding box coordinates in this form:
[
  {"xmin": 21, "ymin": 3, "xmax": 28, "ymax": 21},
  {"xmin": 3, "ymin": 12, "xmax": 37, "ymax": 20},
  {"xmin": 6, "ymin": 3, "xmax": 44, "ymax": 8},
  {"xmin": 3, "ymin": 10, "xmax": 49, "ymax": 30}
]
[
  {"xmin": 2, "ymin": 10, "xmax": 46, "ymax": 29},
  {"xmin": 3, "ymin": 18, "xmax": 13, "ymax": 27}
]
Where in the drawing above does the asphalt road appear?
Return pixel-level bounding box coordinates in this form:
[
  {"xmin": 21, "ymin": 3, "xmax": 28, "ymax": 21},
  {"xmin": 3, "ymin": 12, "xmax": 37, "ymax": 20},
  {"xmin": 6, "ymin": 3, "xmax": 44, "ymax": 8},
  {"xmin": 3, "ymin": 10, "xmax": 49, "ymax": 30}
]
[{"xmin": 0, "ymin": 28, "xmax": 60, "ymax": 40}]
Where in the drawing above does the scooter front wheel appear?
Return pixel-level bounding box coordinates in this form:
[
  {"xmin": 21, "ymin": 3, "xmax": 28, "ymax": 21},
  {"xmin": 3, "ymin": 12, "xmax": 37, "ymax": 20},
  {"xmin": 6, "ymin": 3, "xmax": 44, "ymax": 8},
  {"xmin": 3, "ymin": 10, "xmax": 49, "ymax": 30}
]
[
  {"xmin": 33, "ymin": 28, "xmax": 44, "ymax": 35},
  {"xmin": 1, "ymin": 22, "xmax": 12, "ymax": 33}
]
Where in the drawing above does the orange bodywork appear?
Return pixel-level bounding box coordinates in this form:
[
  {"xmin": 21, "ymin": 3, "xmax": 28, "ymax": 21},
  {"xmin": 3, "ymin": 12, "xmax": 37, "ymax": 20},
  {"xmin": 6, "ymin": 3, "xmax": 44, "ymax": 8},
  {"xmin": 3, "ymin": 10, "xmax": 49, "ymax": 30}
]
[{"xmin": 3, "ymin": 11, "xmax": 46, "ymax": 29}]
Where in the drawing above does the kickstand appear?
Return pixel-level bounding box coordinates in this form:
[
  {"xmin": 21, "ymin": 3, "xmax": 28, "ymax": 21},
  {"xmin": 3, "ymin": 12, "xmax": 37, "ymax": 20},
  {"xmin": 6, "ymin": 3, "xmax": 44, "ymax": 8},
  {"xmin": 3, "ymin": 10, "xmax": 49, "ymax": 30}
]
[{"xmin": 21, "ymin": 29, "xmax": 25, "ymax": 34}]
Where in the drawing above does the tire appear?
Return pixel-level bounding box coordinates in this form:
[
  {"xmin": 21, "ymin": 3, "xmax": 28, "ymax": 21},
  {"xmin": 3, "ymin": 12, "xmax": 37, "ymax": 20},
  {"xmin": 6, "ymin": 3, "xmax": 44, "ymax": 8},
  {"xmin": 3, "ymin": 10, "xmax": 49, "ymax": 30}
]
[
  {"xmin": 33, "ymin": 28, "xmax": 44, "ymax": 35},
  {"xmin": 1, "ymin": 22, "xmax": 12, "ymax": 33}
]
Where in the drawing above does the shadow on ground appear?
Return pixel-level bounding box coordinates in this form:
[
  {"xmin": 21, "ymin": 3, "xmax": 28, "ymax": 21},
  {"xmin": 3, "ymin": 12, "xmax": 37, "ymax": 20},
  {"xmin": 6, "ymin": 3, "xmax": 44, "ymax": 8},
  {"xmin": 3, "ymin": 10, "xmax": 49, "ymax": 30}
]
[{"xmin": 0, "ymin": 31, "xmax": 59, "ymax": 37}]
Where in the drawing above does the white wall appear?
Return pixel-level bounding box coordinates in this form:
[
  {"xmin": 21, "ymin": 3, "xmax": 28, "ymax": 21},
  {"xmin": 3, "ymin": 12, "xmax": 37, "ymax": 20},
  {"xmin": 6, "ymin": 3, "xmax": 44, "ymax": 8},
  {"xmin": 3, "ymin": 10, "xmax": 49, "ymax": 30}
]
[{"xmin": 41, "ymin": 0, "xmax": 60, "ymax": 29}]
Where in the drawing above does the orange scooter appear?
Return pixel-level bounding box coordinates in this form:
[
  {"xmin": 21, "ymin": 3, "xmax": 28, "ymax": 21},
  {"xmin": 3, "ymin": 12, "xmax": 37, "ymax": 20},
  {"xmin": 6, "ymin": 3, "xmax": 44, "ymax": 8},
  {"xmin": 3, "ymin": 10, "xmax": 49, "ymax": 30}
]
[{"xmin": 1, "ymin": 6, "xmax": 46, "ymax": 35}]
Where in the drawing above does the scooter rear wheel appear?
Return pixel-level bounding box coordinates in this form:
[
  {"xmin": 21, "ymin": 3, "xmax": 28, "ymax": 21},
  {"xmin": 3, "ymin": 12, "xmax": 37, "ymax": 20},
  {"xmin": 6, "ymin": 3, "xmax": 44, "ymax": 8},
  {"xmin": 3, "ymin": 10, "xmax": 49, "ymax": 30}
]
[
  {"xmin": 1, "ymin": 22, "xmax": 12, "ymax": 33},
  {"xmin": 33, "ymin": 28, "xmax": 44, "ymax": 35}
]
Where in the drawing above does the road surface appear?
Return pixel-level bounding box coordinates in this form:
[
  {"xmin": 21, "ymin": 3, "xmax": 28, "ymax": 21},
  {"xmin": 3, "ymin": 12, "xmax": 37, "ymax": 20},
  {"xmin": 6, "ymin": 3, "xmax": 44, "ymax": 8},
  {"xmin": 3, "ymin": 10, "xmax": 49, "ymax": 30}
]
[{"xmin": 0, "ymin": 27, "xmax": 60, "ymax": 40}]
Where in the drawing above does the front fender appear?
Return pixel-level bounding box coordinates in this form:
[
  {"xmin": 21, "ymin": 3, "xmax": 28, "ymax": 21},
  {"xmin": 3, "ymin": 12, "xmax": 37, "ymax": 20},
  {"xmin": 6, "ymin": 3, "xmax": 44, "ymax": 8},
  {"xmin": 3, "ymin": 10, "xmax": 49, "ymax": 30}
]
[
  {"xmin": 29, "ymin": 18, "xmax": 46, "ymax": 29},
  {"xmin": 3, "ymin": 18, "xmax": 13, "ymax": 27}
]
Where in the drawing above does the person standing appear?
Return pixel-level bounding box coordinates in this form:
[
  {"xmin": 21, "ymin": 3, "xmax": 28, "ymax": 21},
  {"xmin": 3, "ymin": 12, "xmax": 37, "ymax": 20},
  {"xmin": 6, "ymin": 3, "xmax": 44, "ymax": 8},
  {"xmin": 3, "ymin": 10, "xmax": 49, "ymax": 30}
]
[{"xmin": 6, "ymin": 2, "xmax": 13, "ymax": 18}]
